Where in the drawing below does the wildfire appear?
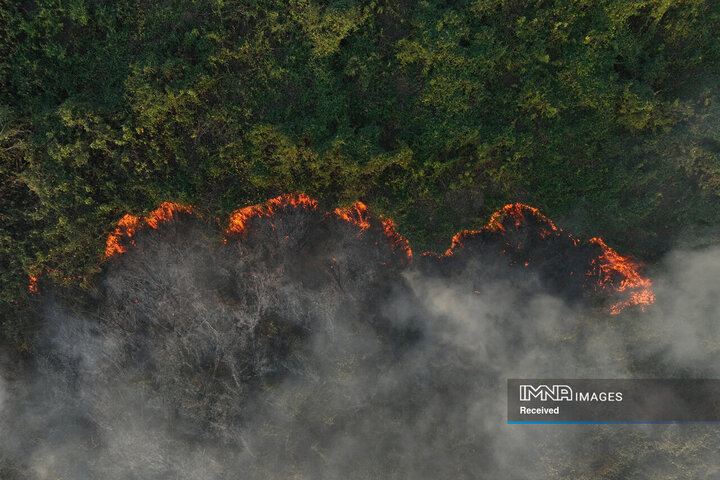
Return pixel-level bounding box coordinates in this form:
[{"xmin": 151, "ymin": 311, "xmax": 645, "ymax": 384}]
[
  {"xmin": 334, "ymin": 202, "xmax": 372, "ymax": 234},
  {"xmin": 105, "ymin": 213, "xmax": 140, "ymax": 257},
  {"xmin": 445, "ymin": 203, "xmax": 559, "ymax": 255},
  {"xmin": 28, "ymin": 274, "xmax": 38, "ymax": 293},
  {"xmin": 226, "ymin": 193, "xmax": 318, "ymax": 237},
  {"xmin": 381, "ymin": 218, "xmax": 413, "ymax": 262},
  {"xmin": 435, "ymin": 202, "xmax": 654, "ymax": 314},
  {"xmin": 27, "ymin": 267, "xmax": 86, "ymax": 294},
  {"xmin": 333, "ymin": 201, "xmax": 412, "ymax": 263},
  {"xmin": 586, "ymin": 237, "xmax": 655, "ymax": 314},
  {"xmin": 146, "ymin": 202, "xmax": 193, "ymax": 229},
  {"xmin": 487, "ymin": 203, "xmax": 555, "ymax": 232},
  {"xmin": 105, "ymin": 202, "xmax": 192, "ymax": 258},
  {"xmin": 93, "ymin": 196, "xmax": 654, "ymax": 315},
  {"xmin": 492, "ymin": 202, "xmax": 560, "ymax": 241}
]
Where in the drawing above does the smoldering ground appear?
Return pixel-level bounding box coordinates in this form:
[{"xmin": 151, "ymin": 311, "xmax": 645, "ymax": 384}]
[{"xmin": 1, "ymin": 202, "xmax": 719, "ymax": 479}]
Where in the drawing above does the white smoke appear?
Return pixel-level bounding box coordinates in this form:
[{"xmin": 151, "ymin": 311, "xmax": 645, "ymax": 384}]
[{"xmin": 0, "ymin": 214, "xmax": 719, "ymax": 479}]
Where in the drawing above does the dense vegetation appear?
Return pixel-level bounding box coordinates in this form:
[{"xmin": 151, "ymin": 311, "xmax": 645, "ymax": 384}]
[{"xmin": 1, "ymin": 0, "xmax": 720, "ymax": 345}]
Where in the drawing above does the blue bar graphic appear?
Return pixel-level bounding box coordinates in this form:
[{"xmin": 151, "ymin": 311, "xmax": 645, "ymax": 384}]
[{"xmin": 508, "ymin": 421, "xmax": 720, "ymax": 424}]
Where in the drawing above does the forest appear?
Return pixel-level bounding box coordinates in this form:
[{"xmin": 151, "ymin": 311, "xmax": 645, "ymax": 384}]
[{"xmin": 2, "ymin": 0, "xmax": 720, "ymax": 347}]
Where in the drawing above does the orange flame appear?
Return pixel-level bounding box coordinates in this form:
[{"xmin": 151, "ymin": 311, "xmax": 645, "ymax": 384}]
[
  {"xmin": 440, "ymin": 202, "xmax": 654, "ymax": 314},
  {"xmin": 105, "ymin": 202, "xmax": 192, "ymax": 258},
  {"xmin": 488, "ymin": 202, "xmax": 558, "ymax": 236},
  {"xmin": 487, "ymin": 203, "xmax": 546, "ymax": 231},
  {"xmin": 446, "ymin": 203, "xmax": 556, "ymax": 255},
  {"xmin": 382, "ymin": 218, "xmax": 413, "ymax": 262},
  {"xmin": 334, "ymin": 201, "xmax": 412, "ymax": 263},
  {"xmin": 226, "ymin": 193, "xmax": 318, "ymax": 237},
  {"xmin": 27, "ymin": 266, "xmax": 86, "ymax": 293},
  {"xmin": 586, "ymin": 237, "xmax": 655, "ymax": 314},
  {"xmin": 28, "ymin": 274, "xmax": 39, "ymax": 293},
  {"xmin": 146, "ymin": 202, "xmax": 193, "ymax": 229},
  {"xmin": 96, "ymin": 196, "xmax": 653, "ymax": 315},
  {"xmin": 105, "ymin": 214, "xmax": 140, "ymax": 257},
  {"xmin": 334, "ymin": 202, "xmax": 372, "ymax": 234}
]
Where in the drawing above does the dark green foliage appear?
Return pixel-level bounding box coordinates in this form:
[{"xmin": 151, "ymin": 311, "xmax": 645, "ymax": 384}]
[{"xmin": 1, "ymin": 0, "xmax": 720, "ymax": 346}]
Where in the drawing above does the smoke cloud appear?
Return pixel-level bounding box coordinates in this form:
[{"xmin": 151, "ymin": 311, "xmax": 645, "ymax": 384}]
[{"xmin": 1, "ymin": 202, "xmax": 719, "ymax": 479}]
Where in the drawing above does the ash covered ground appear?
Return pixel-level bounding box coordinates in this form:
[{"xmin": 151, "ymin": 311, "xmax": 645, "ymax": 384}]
[{"xmin": 1, "ymin": 197, "xmax": 719, "ymax": 479}]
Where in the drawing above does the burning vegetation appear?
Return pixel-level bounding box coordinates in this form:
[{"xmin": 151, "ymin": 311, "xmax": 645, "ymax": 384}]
[
  {"xmin": 226, "ymin": 193, "xmax": 318, "ymax": 238},
  {"xmin": 94, "ymin": 195, "xmax": 653, "ymax": 314},
  {"xmin": 27, "ymin": 274, "xmax": 38, "ymax": 294},
  {"xmin": 380, "ymin": 218, "xmax": 413, "ymax": 263},
  {"xmin": 105, "ymin": 213, "xmax": 140, "ymax": 258},
  {"xmin": 27, "ymin": 202, "xmax": 194, "ymax": 295},
  {"xmin": 333, "ymin": 201, "xmax": 412, "ymax": 263},
  {"xmin": 586, "ymin": 237, "xmax": 656, "ymax": 314},
  {"xmin": 145, "ymin": 202, "xmax": 193, "ymax": 229},
  {"xmin": 427, "ymin": 202, "xmax": 654, "ymax": 314},
  {"xmin": 11, "ymin": 195, "xmax": 708, "ymax": 480},
  {"xmin": 334, "ymin": 202, "xmax": 372, "ymax": 234},
  {"xmin": 104, "ymin": 202, "xmax": 193, "ymax": 258}
]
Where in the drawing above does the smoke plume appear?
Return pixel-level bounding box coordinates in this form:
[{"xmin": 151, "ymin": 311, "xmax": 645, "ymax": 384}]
[{"xmin": 1, "ymin": 196, "xmax": 718, "ymax": 479}]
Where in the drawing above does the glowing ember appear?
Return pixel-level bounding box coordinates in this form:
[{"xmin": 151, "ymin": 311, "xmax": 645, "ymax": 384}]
[
  {"xmin": 586, "ymin": 237, "xmax": 655, "ymax": 314},
  {"xmin": 27, "ymin": 266, "xmax": 86, "ymax": 293},
  {"xmin": 28, "ymin": 274, "xmax": 38, "ymax": 293},
  {"xmin": 226, "ymin": 193, "xmax": 318, "ymax": 237},
  {"xmin": 334, "ymin": 202, "xmax": 372, "ymax": 234}
]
